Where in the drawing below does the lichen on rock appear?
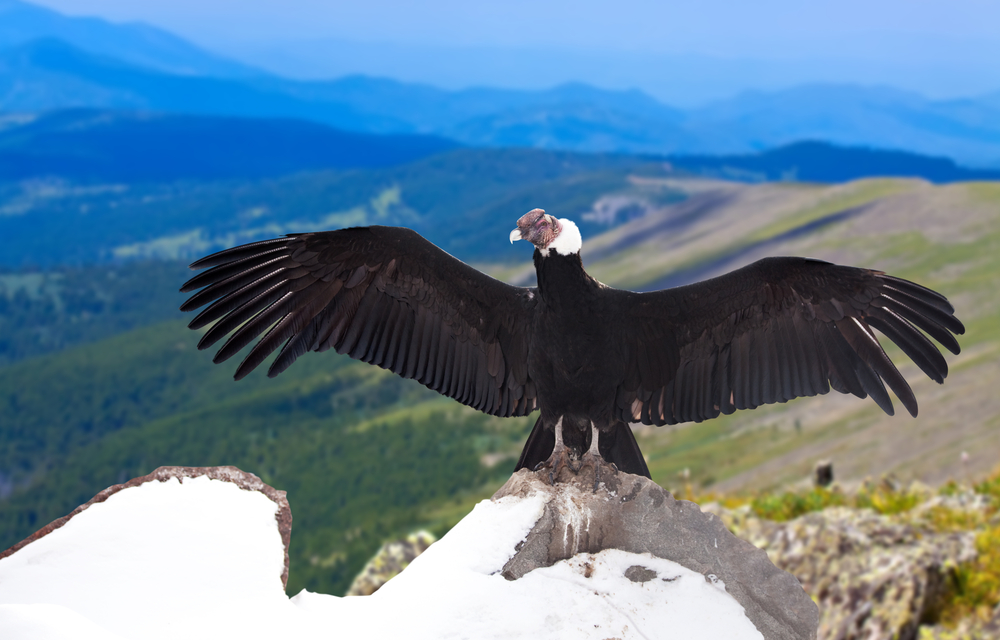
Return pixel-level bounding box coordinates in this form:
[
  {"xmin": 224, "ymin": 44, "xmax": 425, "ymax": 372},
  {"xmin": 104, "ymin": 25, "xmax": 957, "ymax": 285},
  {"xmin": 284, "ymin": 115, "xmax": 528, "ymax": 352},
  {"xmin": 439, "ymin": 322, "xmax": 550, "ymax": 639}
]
[
  {"xmin": 704, "ymin": 501, "xmax": 979, "ymax": 640},
  {"xmin": 346, "ymin": 531, "xmax": 436, "ymax": 596}
]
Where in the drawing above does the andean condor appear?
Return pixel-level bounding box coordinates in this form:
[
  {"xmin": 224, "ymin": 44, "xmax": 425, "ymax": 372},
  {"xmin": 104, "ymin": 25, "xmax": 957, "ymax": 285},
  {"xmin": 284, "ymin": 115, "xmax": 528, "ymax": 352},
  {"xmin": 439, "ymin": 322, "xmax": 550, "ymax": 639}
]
[{"xmin": 180, "ymin": 208, "xmax": 965, "ymax": 479}]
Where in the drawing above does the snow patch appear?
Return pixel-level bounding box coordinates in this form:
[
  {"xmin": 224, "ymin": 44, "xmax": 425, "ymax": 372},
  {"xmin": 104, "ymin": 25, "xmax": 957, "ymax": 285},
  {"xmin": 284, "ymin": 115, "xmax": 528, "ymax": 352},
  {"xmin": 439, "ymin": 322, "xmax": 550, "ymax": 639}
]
[
  {"xmin": 0, "ymin": 475, "xmax": 297, "ymax": 639},
  {"xmin": 0, "ymin": 604, "xmax": 130, "ymax": 640},
  {"xmin": 0, "ymin": 472, "xmax": 762, "ymax": 639}
]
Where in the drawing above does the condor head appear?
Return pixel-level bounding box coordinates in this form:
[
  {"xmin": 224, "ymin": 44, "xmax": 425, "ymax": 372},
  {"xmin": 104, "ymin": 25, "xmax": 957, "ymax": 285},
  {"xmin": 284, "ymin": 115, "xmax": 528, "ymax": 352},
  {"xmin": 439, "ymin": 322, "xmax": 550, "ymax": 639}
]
[{"xmin": 509, "ymin": 208, "xmax": 582, "ymax": 256}]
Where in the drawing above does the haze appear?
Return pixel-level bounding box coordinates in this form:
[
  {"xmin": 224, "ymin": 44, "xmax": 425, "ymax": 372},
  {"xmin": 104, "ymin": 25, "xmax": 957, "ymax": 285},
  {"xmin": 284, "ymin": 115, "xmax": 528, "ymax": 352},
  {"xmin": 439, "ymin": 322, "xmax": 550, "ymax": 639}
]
[{"xmin": 25, "ymin": 0, "xmax": 1000, "ymax": 105}]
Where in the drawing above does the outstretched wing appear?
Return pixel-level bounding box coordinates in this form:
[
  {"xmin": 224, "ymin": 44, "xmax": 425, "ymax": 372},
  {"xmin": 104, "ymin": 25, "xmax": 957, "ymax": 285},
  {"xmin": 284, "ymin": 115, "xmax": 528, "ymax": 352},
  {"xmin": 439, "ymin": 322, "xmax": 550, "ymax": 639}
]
[
  {"xmin": 180, "ymin": 226, "xmax": 538, "ymax": 418},
  {"xmin": 616, "ymin": 257, "xmax": 964, "ymax": 425}
]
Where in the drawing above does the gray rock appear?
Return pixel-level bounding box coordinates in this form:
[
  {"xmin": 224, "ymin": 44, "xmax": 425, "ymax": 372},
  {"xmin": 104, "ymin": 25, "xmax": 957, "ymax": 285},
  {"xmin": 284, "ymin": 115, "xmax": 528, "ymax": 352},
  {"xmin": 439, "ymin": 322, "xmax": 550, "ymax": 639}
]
[
  {"xmin": 815, "ymin": 460, "xmax": 835, "ymax": 487},
  {"xmin": 346, "ymin": 530, "xmax": 437, "ymax": 596},
  {"xmin": 493, "ymin": 456, "xmax": 819, "ymax": 640},
  {"xmin": 706, "ymin": 502, "xmax": 979, "ymax": 640}
]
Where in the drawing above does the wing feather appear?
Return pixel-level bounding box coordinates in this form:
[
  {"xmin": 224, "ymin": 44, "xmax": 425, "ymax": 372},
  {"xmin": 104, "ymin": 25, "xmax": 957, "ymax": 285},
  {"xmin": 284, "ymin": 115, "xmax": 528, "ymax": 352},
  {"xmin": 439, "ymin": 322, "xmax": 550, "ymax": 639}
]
[
  {"xmin": 181, "ymin": 227, "xmax": 537, "ymax": 417},
  {"xmin": 619, "ymin": 257, "xmax": 964, "ymax": 425}
]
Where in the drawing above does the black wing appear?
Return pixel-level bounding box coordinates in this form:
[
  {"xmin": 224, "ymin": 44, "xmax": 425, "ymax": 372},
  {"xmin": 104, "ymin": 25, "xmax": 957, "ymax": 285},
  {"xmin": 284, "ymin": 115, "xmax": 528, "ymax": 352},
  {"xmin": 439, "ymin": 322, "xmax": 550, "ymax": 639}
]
[
  {"xmin": 616, "ymin": 257, "xmax": 964, "ymax": 425},
  {"xmin": 180, "ymin": 226, "xmax": 538, "ymax": 418}
]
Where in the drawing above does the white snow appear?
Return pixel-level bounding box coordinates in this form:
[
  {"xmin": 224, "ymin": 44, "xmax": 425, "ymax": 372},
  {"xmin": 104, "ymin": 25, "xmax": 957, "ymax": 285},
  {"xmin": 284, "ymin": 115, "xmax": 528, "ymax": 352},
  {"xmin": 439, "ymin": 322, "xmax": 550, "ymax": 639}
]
[{"xmin": 0, "ymin": 474, "xmax": 763, "ymax": 640}]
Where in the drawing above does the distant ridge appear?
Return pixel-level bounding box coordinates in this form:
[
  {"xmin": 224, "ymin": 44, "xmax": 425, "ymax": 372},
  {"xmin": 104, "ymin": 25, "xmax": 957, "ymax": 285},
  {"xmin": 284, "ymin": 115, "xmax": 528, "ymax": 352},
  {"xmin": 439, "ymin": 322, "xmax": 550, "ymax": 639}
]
[
  {"xmin": 0, "ymin": 109, "xmax": 459, "ymax": 182},
  {"xmin": 2, "ymin": 36, "xmax": 1000, "ymax": 168},
  {"xmin": 0, "ymin": 0, "xmax": 255, "ymax": 77},
  {"xmin": 0, "ymin": 39, "xmax": 403, "ymax": 131},
  {"xmin": 0, "ymin": 110, "xmax": 992, "ymax": 185},
  {"xmin": 669, "ymin": 141, "xmax": 1000, "ymax": 184}
]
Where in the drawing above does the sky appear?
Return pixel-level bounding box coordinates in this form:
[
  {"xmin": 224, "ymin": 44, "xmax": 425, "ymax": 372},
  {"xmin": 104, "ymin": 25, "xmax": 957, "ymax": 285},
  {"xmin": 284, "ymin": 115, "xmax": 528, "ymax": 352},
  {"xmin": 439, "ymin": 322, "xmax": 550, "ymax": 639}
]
[{"xmin": 24, "ymin": 0, "xmax": 1000, "ymax": 105}]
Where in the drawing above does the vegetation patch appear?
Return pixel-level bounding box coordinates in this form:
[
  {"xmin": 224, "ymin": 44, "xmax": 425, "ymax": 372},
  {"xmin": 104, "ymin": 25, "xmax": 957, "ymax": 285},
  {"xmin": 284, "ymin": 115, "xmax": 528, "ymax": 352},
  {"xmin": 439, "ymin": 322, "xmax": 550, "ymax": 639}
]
[
  {"xmin": 938, "ymin": 523, "xmax": 1000, "ymax": 627},
  {"xmin": 924, "ymin": 469, "xmax": 1000, "ymax": 628},
  {"xmin": 712, "ymin": 467, "xmax": 1000, "ymax": 632},
  {"xmin": 749, "ymin": 487, "xmax": 848, "ymax": 521}
]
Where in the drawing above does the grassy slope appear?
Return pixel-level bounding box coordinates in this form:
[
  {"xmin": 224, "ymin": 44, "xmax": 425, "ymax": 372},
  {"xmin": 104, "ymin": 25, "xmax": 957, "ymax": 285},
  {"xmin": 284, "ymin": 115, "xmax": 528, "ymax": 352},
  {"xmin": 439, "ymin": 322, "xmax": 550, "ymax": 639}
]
[
  {"xmin": 2, "ymin": 174, "xmax": 998, "ymax": 596},
  {"xmin": 432, "ymin": 176, "xmax": 1000, "ymax": 540},
  {"xmin": 586, "ymin": 178, "xmax": 1000, "ymax": 495}
]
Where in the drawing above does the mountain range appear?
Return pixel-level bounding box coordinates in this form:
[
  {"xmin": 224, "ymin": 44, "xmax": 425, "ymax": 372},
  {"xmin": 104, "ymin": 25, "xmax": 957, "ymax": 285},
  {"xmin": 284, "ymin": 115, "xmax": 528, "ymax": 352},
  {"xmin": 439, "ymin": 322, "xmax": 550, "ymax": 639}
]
[
  {"xmin": 0, "ymin": 108, "xmax": 458, "ymax": 182},
  {"xmin": 0, "ymin": 0, "xmax": 255, "ymax": 77},
  {"xmin": 1, "ymin": 0, "xmax": 999, "ymax": 168},
  {"xmin": 4, "ymin": 172, "xmax": 999, "ymax": 598},
  {"xmin": 3, "ymin": 137, "xmax": 998, "ymax": 268},
  {"xmin": 5, "ymin": 109, "xmax": 999, "ymax": 187}
]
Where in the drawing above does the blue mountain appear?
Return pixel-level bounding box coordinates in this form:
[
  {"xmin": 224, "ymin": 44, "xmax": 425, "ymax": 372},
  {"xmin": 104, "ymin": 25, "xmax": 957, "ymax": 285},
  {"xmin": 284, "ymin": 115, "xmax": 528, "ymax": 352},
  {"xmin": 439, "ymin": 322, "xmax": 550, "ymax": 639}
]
[
  {"xmin": 1, "ymin": 0, "xmax": 999, "ymax": 168},
  {"xmin": 0, "ymin": 108, "xmax": 458, "ymax": 182},
  {"xmin": 0, "ymin": 0, "xmax": 254, "ymax": 77},
  {"xmin": 2, "ymin": 109, "xmax": 993, "ymax": 186},
  {"xmin": 0, "ymin": 39, "xmax": 408, "ymax": 131},
  {"xmin": 671, "ymin": 140, "xmax": 1000, "ymax": 183}
]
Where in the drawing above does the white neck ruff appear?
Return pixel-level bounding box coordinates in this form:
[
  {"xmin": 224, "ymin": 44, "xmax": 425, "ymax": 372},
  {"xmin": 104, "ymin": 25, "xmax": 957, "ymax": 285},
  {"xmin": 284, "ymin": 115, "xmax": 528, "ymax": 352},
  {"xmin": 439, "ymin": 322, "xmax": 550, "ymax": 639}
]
[{"xmin": 546, "ymin": 218, "xmax": 582, "ymax": 256}]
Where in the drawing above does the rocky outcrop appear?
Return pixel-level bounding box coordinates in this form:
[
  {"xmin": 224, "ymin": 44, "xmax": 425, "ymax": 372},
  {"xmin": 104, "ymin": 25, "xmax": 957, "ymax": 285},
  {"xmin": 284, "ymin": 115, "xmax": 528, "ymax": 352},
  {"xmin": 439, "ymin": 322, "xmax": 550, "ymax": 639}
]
[
  {"xmin": 705, "ymin": 502, "xmax": 979, "ymax": 640},
  {"xmin": 346, "ymin": 530, "xmax": 436, "ymax": 596},
  {"xmin": 920, "ymin": 605, "xmax": 1000, "ymax": 640},
  {"xmin": 494, "ymin": 456, "xmax": 820, "ymax": 640}
]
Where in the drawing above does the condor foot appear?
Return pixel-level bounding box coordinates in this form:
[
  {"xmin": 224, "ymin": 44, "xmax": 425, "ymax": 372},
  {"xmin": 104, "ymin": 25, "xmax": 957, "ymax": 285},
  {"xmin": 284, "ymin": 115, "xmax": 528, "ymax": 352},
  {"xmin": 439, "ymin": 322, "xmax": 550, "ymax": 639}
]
[{"xmin": 533, "ymin": 420, "xmax": 616, "ymax": 490}]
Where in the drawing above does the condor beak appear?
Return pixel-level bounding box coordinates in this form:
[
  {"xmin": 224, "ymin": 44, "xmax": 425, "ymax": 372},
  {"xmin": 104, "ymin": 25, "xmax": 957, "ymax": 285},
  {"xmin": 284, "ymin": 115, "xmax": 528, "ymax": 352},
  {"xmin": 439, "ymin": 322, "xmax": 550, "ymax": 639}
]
[{"xmin": 509, "ymin": 228, "xmax": 522, "ymax": 244}]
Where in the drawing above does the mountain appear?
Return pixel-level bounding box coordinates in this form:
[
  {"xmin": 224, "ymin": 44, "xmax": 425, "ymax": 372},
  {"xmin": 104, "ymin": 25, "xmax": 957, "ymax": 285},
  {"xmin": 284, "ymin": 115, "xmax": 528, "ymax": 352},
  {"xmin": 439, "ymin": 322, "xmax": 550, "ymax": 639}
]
[
  {"xmin": 0, "ymin": 39, "xmax": 403, "ymax": 130},
  {"xmin": 4, "ymin": 37, "xmax": 1000, "ymax": 168},
  {"xmin": 670, "ymin": 141, "xmax": 1000, "ymax": 184},
  {"xmin": 0, "ymin": 0, "xmax": 255, "ymax": 77},
  {"xmin": 2, "ymin": 135, "xmax": 999, "ymax": 268},
  {"xmin": 0, "ymin": 39, "xmax": 682, "ymax": 138},
  {"xmin": 683, "ymin": 84, "xmax": 1000, "ymax": 168},
  {"xmin": 264, "ymin": 77, "xmax": 686, "ymax": 134},
  {"xmin": 0, "ymin": 109, "xmax": 458, "ymax": 182},
  {"xmin": 1, "ymin": 106, "xmax": 994, "ymax": 187},
  {"xmin": 3, "ymin": 2, "xmax": 1000, "ymax": 167}
]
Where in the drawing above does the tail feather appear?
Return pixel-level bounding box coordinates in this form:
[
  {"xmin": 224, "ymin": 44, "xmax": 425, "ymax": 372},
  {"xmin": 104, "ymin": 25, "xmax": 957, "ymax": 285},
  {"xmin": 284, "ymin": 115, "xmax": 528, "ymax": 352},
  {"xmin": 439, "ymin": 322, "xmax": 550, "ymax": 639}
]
[
  {"xmin": 514, "ymin": 416, "xmax": 554, "ymax": 473},
  {"xmin": 599, "ymin": 421, "xmax": 651, "ymax": 478}
]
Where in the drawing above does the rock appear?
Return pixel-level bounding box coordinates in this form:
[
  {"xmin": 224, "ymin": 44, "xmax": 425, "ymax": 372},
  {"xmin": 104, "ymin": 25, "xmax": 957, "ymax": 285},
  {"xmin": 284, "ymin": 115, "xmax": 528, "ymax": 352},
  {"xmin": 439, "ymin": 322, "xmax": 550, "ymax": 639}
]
[
  {"xmin": 705, "ymin": 503, "xmax": 979, "ymax": 640},
  {"xmin": 920, "ymin": 604, "xmax": 1000, "ymax": 639},
  {"xmin": 494, "ymin": 456, "xmax": 820, "ymax": 640},
  {"xmin": 346, "ymin": 530, "xmax": 436, "ymax": 596},
  {"xmin": 0, "ymin": 461, "xmax": 808, "ymax": 639},
  {"xmin": 0, "ymin": 465, "xmax": 292, "ymax": 587},
  {"xmin": 815, "ymin": 460, "xmax": 834, "ymax": 488}
]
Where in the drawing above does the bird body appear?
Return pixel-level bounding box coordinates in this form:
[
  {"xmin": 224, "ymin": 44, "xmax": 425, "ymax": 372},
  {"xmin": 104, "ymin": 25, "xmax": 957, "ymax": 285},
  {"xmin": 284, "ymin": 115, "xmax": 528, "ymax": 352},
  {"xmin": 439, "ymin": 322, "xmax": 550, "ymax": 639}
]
[
  {"xmin": 180, "ymin": 208, "xmax": 964, "ymax": 480},
  {"xmin": 517, "ymin": 245, "xmax": 650, "ymax": 474}
]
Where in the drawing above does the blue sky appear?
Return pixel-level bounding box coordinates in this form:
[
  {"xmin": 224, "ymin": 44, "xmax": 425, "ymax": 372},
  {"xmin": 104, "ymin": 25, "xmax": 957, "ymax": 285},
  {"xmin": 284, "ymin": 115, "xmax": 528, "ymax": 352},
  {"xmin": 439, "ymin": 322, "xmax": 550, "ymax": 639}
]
[{"xmin": 26, "ymin": 0, "xmax": 1000, "ymax": 105}]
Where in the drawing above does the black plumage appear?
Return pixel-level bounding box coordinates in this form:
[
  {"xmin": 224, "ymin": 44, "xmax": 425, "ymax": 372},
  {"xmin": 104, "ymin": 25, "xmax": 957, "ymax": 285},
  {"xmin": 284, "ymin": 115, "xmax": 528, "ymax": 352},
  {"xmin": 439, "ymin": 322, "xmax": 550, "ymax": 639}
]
[{"xmin": 180, "ymin": 209, "xmax": 965, "ymax": 479}]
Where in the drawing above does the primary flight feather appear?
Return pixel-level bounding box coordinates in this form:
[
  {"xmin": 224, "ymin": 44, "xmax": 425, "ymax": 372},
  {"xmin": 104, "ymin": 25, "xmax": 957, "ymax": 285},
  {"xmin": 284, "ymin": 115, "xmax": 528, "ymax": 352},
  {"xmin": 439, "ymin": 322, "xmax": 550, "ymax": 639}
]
[{"xmin": 180, "ymin": 208, "xmax": 965, "ymax": 479}]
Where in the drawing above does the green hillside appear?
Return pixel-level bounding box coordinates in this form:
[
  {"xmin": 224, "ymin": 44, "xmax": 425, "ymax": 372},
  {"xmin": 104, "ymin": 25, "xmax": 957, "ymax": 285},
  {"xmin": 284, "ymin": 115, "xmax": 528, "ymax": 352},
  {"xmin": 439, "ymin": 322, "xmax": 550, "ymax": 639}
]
[
  {"xmin": 0, "ymin": 318, "xmax": 534, "ymax": 594},
  {"xmin": 0, "ymin": 260, "xmax": 189, "ymax": 365},
  {"xmin": 2, "ymin": 174, "xmax": 998, "ymax": 597},
  {"xmin": 596, "ymin": 179, "xmax": 1000, "ymax": 494},
  {"xmin": 0, "ymin": 147, "xmax": 656, "ymax": 267}
]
